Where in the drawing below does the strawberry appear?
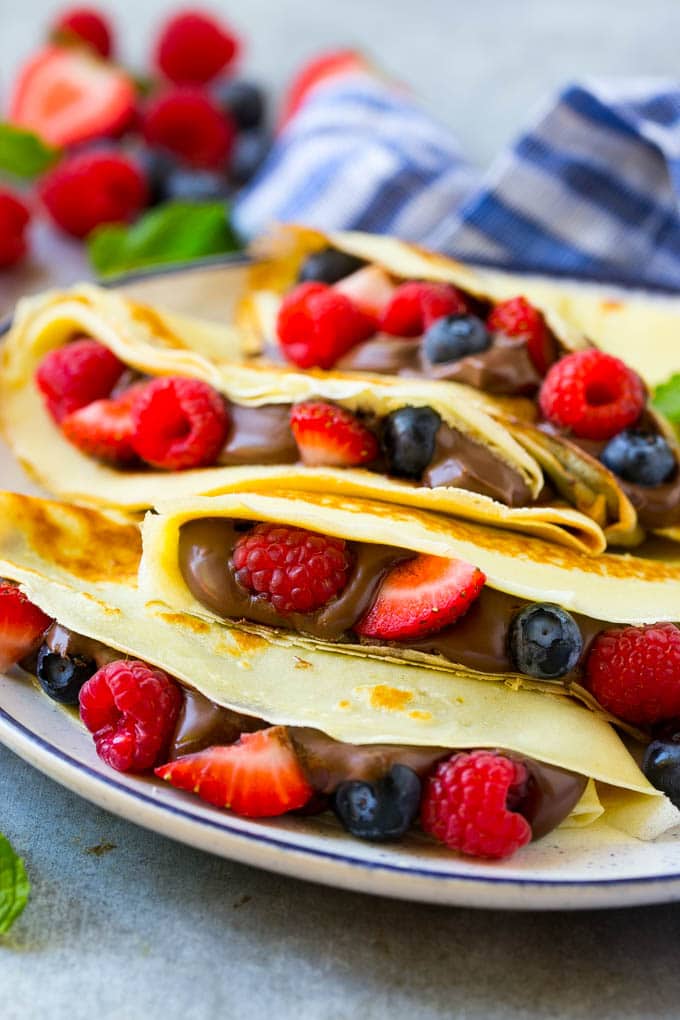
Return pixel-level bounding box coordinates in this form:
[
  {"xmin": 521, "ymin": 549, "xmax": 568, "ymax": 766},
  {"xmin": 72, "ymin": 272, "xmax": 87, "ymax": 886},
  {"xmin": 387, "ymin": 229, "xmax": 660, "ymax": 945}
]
[
  {"xmin": 60, "ymin": 389, "xmax": 138, "ymax": 464},
  {"xmin": 279, "ymin": 49, "xmax": 367, "ymax": 128},
  {"xmin": 277, "ymin": 282, "xmax": 373, "ymax": 370},
  {"xmin": 9, "ymin": 45, "xmax": 135, "ymax": 147},
  {"xmin": 290, "ymin": 401, "xmax": 379, "ymax": 467},
  {"xmin": 155, "ymin": 726, "xmax": 313, "ymax": 817},
  {"xmin": 334, "ymin": 266, "xmax": 396, "ymax": 325},
  {"xmin": 356, "ymin": 554, "xmax": 486, "ymax": 641},
  {"xmin": 0, "ymin": 583, "xmax": 52, "ymax": 672},
  {"xmin": 380, "ymin": 282, "xmax": 469, "ymax": 337},
  {"xmin": 487, "ymin": 297, "xmax": 556, "ymax": 375}
]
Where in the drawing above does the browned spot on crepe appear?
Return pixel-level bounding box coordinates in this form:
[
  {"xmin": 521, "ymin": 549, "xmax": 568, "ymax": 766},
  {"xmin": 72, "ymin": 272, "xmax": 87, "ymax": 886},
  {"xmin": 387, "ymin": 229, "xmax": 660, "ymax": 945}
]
[
  {"xmin": 369, "ymin": 685, "xmax": 413, "ymax": 712},
  {"xmin": 127, "ymin": 302, "xmax": 186, "ymax": 349},
  {"xmin": 159, "ymin": 611, "xmax": 211, "ymax": 634}
]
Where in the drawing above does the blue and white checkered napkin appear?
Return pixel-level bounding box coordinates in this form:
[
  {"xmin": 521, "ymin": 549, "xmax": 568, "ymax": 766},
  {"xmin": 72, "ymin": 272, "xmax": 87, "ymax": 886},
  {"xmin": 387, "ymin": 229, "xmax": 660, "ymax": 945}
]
[{"xmin": 233, "ymin": 70, "xmax": 680, "ymax": 290}]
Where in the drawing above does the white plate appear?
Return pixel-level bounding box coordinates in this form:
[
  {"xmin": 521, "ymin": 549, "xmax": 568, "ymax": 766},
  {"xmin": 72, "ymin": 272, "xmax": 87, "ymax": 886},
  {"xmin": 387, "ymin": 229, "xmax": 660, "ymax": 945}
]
[{"xmin": 3, "ymin": 257, "xmax": 680, "ymax": 911}]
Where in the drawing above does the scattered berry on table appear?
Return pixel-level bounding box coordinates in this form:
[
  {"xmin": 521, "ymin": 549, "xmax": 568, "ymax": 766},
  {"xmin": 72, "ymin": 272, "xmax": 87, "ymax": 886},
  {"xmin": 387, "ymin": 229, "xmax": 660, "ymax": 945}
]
[
  {"xmin": 290, "ymin": 401, "xmax": 379, "ymax": 467},
  {"xmin": 142, "ymin": 88, "xmax": 236, "ymax": 170},
  {"xmin": 232, "ymin": 523, "xmax": 352, "ymax": 615},
  {"xmin": 509, "ymin": 603, "xmax": 583, "ymax": 680},
  {"xmin": 380, "ymin": 405, "xmax": 441, "ymax": 479},
  {"xmin": 61, "ymin": 394, "xmax": 137, "ymax": 464},
  {"xmin": 130, "ymin": 377, "xmax": 229, "ymax": 470},
  {"xmin": 380, "ymin": 282, "xmax": 468, "ymax": 337},
  {"xmin": 356, "ymin": 553, "xmax": 485, "ymax": 641},
  {"xmin": 585, "ymin": 622, "xmax": 680, "ymax": 726},
  {"xmin": 161, "ymin": 168, "xmax": 230, "ymax": 203},
  {"xmin": 51, "ymin": 7, "xmax": 114, "ymax": 58},
  {"xmin": 228, "ymin": 130, "xmax": 270, "ymax": 187},
  {"xmin": 422, "ymin": 313, "xmax": 491, "ymax": 365},
  {"xmin": 79, "ymin": 659, "xmax": 182, "ymax": 772},
  {"xmin": 155, "ymin": 726, "xmax": 313, "ymax": 817},
  {"xmin": 213, "ymin": 79, "xmax": 264, "ymax": 131},
  {"xmin": 276, "ymin": 281, "xmax": 374, "ymax": 370},
  {"xmin": 487, "ymin": 296, "xmax": 555, "ymax": 374},
  {"xmin": 539, "ymin": 349, "xmax": 646, "ymax": 440},
  {"xmin": 36, "ymin": 643, "xmax": 97, "ymax": 705},
  {"xmin": 279, "ymin": 49, "xmax": 365, "ymax": 127},
  {"xmin": 297, "ymin": 247, "xmax": 366, "ymax": 286},
  {"xmin": 0, "ymin": 583, "xmax": 52, "ymax": 673},
  {"xmin": 642, "ymin": 736, "xmax": 680, "ymax": 808},
  {"xmin": 154, "ymin": 10, "xmax": 240, "ymax": 85},
  {"xmin": 421, "ymin": 750, "xmax": 532, "ymax": 860},
  {"xmin": 333, "ymin": 765, "xmax": 421, "ymax": 840},
  {"xmin": 600, "ymin": 429, "xmax": 676, "ymax": 486},
  {"xmin": 133, "ymin": 146, "xmax": 178, "ymax": 205},
  {"xmin": 36, "ymin": 338, "xmax": 125, "ymax": 423},
  {"xmin": 0, "ymin": 190, "xmax": 31, "ymax": 269}
]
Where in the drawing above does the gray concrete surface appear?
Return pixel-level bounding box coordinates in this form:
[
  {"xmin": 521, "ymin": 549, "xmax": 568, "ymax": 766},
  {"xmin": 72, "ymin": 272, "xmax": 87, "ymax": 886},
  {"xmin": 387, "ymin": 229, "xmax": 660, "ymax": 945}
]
[{"xmin": 3, "ymin": 2, "xmax": 680, "ymax": 1017}]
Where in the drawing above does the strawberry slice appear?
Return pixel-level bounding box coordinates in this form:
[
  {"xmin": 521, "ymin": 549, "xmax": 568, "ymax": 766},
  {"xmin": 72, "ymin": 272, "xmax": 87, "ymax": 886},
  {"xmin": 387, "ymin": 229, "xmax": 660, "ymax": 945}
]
[
  {"xmin": 9, "ymin": 45, "xmax": 135, "ymax": 147},
  {"xmin": 356, "ymin": 554, "xmax": 485, "ymax": 641},
  {"xmin": 334, "ymin": 266, "xmax": 396, "ymax": 325},
  {"xmin": 61, "ymin": 389, "xmax": 139, "ymax": 464},
  {"xmin": 155, "ymin": 726, "xmax": 313, "ymax": 817},
  {"xmin": 0, "ymin": 583, "xmax": 52, "ymax": 672},
  {"xmin": 487, "ymin": 297, "xmax": 557, "ymax": 376},
  {"xmin": 290, "ymin": 401, "xmax": 379, "ymax": 467},
  {"xmin": 380, "ymin": 282, "xmax": 469, "ymax": 337}
]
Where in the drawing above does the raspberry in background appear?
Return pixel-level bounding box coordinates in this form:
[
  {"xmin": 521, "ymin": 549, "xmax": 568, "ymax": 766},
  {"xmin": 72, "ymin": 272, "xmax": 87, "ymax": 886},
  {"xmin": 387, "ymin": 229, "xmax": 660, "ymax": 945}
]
[
  {"xmin": 421, "ymin": 750, "xmax": 532, "ymax": 859},
  {"xmin": 80, "ymin": 659, "xmax": 182, "ymax": 772},
  {"xmin": 51, "ymin": 7, "xmax": 114, "ymax": 58},
  {"xmin": 40, "ymin": 150, "xmax": 148, "ymax": 239},
  {"xmin": 277, "ymin": 282, "xmax": 374, "ymax": 370},
  {"xmin": 538, "ymin": 348, "xmax": 646, "ymax": 440},
  {"xmin": 36, "ymin": 338, "xmax": 125, "ymax": 423},
  {"xmin": 131, "ymin": 377, "xmax": 229, "ymax": 470},
  {"xmin": 142, "ymin": 88, "xmax": 235, "ymax": 169},
  {"xmin": 586, "ymin": 623, "xmax": 680, "ymax": 726},
  {"xmin": 380, "ymin": 282, "xmax": 468, "ymax": 337},
  {"xmin": 154, "ymin": 9, "xmax": 240, "ymax": 85},
  {"xmin": 0, "ymin": 191, "xmax": 31, "ymax": 269},
  {"xmin": 487, "ymin": 296, "xmax": 555, "ymax": 375}
]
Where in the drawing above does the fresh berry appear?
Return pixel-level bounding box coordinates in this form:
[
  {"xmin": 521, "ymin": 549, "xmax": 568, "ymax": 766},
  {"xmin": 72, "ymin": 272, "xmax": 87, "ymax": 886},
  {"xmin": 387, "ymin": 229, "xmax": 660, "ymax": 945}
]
[
  {"xmin": 142, "ymin": 88, "xmax": 235, "ymax": 170},
  {"xmin": 0, "ymin": 583, "xmax": 52, "ymax": 673},
  {"xmin": 421, "ymin": 750, "xmax": 532, "ymax": 859},
  {"xmin": 51, "ymin": 7, "xmax": 113, "ymax": 57},
  {"xmin": 422, "ymin": 313, "xmax": 491, "ymax": 365},
  {"xmin": 79, "ymin": 659, "xmax": 181, "ymax": 772},
  {"xmin": 509, "ymin": 603, "xmax": 583, "ymax": 680},
  {"xmin": 40, "ymin": 150, "xmax": 148, "ymax": 239},
  {"xmin": 155, "ymin": 10, "xmax": 240, "ymax": 85},
  {"xmin": 36, "ymin": 338, "xmax": 125, "ymax": 423},
  {"xmin": 356, "ymin": 554, "xmax": 485, "ymax": 641},
  {"xmin": 130, "ymin": 377, "xmax": 229, "ymax": 471},
  {"xmin": 213, "ymin": 79, "xmax": 264, "ymax": 131},
  {"xmin": 290, "ymin": 401, "xmax": 379, "ymax": 467},
  {"xmin": 586, "ymin": 623, "xmax": 680, "ymax": 726},
  {"xmin": 380, "ymin": 405, "xmax": 441, "ymax": 480},
  {"xmin": 36, "ymin": 643, "xmax": 97, "ymax": 705},
  {"xmin": 156, "ymin": 726, "xmax": 312, "ymax": 816},
  {"xmin": 333, "ymin": 765, "xmax": 421, "ymax": 840},
  {"xmin": 134, "ymin": 146, "xmax": 177, "ymax": 205},
  {"xmin": 600, "ymin": 429, "xmax": 676, "ymax": 486},
  {"xmin": 487, "ymin": 296, "xmax": 555, "ymax": 375},
  {"xmin": 161, "ymin": 168, "xmax": 230, "ymax": 202},
  {"xmin": 61, "ymin": 394, "xmax": 137, "ymax": 464},
  {"xmin": 229, "ymin": 130, "xmax": 270, "ymax": 187},
  {"xmin": 232, "ymin": 523, "xmax": 352, "ymax": 615},
  {"xmin": 643, "ymin": 737, "xmax": 680, "ymax": 808},
  {"xmin": 0, "ymin": 190, "xmax": 30, "ymax": 269},
  {"xmin": 539, "ymin": 350, "xmax": 646, "ymax": 441},
  {"xmin": 297, "ymin": 247, "xmax": 366, "ymax": 285},
  {"xmin": 9, "ymin": 45, "xmax": 135, "ymax": 147},
  {"xmin": 334, "ymin": 266, "xmax": 396, "ymax": 323},
  {"xmin": 380, "ymin": 282, "xmax": 468, "ymax": 337},
  {"xmin": 276, "ymin": 282, "xmax": 373, "ymax": 370},
  {"xmin": 279, "ymin": 49, "xmax": 366, "ymax": 127}
]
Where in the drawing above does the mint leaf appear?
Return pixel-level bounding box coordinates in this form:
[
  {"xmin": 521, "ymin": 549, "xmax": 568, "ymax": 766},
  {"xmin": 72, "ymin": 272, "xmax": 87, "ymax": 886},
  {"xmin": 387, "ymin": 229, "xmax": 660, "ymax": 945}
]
[
  {"xmin": 653, "ymin": 374, "xmax": 680, "ymax": 425},
  {"xmin": 88, "ymin": 200, "xmax": 242, "ymax": 277},
  {"xmin": 0, "ymin": 832, "xmax": 30, "ymax": 935},
  {"xmin": 0, "ymin": 123, "xmax": 60, "ymax": 179}
]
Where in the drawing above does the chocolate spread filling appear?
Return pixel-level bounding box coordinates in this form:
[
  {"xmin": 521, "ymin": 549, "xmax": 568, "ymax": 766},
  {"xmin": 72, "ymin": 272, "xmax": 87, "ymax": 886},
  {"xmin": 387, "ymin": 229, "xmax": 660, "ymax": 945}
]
[{"xmin": 217, "ymin": 404, "xmax": 299, "ymax": 466}]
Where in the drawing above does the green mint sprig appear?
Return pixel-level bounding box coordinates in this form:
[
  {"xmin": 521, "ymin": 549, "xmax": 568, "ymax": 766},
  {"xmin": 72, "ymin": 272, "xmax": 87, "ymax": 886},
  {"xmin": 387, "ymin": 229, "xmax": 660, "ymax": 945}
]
[
  {"xmin": 0, "ymin": 832, "xmax": 30, "ymax": 935},
  {"xmin": 0, "ymin": 123, "xmax": 60, "ymax": 179}
]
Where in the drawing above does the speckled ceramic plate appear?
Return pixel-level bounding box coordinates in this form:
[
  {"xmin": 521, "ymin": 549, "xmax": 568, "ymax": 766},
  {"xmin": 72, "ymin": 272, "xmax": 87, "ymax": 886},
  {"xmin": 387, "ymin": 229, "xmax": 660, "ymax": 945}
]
[{"xmin": 3, "ymin": 257, "xmax": 680, "ymax": 911}]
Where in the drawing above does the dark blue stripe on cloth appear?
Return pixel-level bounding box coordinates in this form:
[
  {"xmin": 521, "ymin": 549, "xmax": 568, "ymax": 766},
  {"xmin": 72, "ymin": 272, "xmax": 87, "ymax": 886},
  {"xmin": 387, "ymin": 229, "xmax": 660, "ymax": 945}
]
[
  {"xmin": 562, "ymin": 85, "xmax": 654, "ymax": 144},
  {"xmin": 634, "ymin": 92, "xmax": 680, "ymax": 127},
  {"xmin": 352, "ymin": 162, "xmax": 442, "ymax": 232}
]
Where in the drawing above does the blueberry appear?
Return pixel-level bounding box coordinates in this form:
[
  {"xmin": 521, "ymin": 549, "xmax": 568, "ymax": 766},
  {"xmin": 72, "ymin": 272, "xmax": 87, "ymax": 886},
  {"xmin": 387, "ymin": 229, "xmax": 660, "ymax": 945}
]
[
  {"xmin": 381, "ymin": 406, "xmax": 442, "ymax": 479},
  {"xmin": 509, "ymin": 603, "xmax": 583, "ymax": 680},
  {"xmin": 229, "ymin": 131, "xmax": 270, "ymax": 187},
  {"xmin": 423, "ymin": 314, "xmax": 491, "ymax": 364},
  {"xmin": 600, "ymin": 429, "xmax": 676, "ymax": 487},
  {"xmin": 213, "ymin": 79, "xmax": 265, "ymax": 131},
  {"xmin": 162, "ymin": 169, "xmax": 231, "ymax": 203},
  {"xmin": 36, "ymin": 644, "xmax": 97, "ymax": 705},
  {"xmin": 134, "ymin": 147, "xmax": 177, "ymax": 206},
  {"xmin": 643, "ymin": 738, "xmax": 680, "ymax": 808},
  {"xmin": 297, "ymin": 247, "xmax": 366, "ymax": 285},
  {"xmin": 333, "ymin": 765, "xmax": 421, "ymax": 840}
]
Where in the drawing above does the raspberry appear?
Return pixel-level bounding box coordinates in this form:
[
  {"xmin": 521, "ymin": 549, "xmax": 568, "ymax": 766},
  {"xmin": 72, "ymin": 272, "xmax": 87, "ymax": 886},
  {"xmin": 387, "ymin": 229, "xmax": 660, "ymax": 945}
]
[
  {"xmin": 380, "ymin": 282, "xmax": 468, "ymax": 337},
  {"xmin": 79, "ymin": 659, "xmax": 182, "ymax": 772},
  {"xmin": 51, "ymin": 7, "xmax": 113, "ymax": 57},
  {"xmin": 421, "ymin": 750, "xmax": 532, "ymax": 860},
  {"xmin": 232, "ymin": 523, "xmax": 352, "ymax": 614},
  {"xmin": 154, "ymin": 10, "xmax": 240, "ymax": 85},
  {"xmin": 142, "ymin": 88, "xmax": 235, "ymax": 169},
  {"xmin": 36, "ymin": 338, "xmax": 125, "ymax": 423},
  {"xmin": 487, "ymin": 296, "xmax": 555, "ymax": 375},
  {"xmin": 40, "ymin": 150, "xmax": 147, "ymax": 239},
  {"xmin": 277, "ymin": 282, "xmax": 373, "ymax": 370},
  {"xmin": 0, "ymin": 190, "xmax": 30, "ymax": 269},
  {"xmin": 539, "ymin": 349, "xmax": 646, "ymax": 440},
  {"xmin": 131, "ymin": 377, "xmax": 229, "ymax": 470},
  {"xmin": 586, "ymin": 623, "xmax": 680, "ymax": 726}
]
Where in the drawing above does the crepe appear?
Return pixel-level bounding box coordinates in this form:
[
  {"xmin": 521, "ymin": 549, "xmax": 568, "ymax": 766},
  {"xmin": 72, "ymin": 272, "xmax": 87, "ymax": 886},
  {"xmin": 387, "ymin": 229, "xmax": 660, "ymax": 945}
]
[
  {"xmin": 0, "ymin": 489, "xmax": 676, "ymax": 842},
  {"xmin": 0, "ymin": 282, "xmax": 607, "ymax": 556},
  {"xmin": 241, "ymin": 225, "xmax": 680, "ymax": 547}
]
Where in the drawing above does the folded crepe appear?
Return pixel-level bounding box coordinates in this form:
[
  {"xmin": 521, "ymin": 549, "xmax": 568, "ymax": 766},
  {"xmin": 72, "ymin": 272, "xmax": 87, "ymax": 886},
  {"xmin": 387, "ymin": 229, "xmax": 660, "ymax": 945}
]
[
  {"xmin": 0, "ymin": 489, "xmax": 676, "ymax": 844},
  {"xmin": 0, "ymin": 282, "xmax": 607, "ymax": 556},
  {"xmin": 239, "ymin": 225, "xmax": 680, "ymax": 547}
]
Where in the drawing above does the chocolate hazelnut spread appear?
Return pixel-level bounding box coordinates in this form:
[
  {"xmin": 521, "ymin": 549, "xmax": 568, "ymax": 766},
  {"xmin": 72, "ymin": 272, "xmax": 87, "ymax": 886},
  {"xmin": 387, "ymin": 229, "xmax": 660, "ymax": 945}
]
[
  {"xmin": 45, "ymin": 622, "xmax": 120, "ymax": 668},
  {"xmin": 217, "ymin": 403, "xmax": 299, "ymax": 466},
  {"xmin": 424, "ymin": 424, "xmax": 532, "ymax": 506}
]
